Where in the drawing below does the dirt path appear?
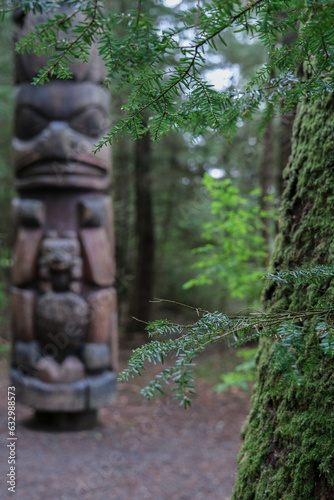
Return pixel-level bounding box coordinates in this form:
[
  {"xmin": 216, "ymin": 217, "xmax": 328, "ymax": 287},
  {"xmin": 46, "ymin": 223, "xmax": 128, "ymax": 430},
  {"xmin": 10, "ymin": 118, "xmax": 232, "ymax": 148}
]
[{"xmin": 0, "ymin": 350, "xmax": 250, "ymax": 500}]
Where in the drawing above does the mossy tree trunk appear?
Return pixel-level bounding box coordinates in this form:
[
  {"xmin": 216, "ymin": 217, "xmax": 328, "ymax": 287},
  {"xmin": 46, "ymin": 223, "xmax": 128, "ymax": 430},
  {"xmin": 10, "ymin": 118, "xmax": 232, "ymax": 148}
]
[{"xmin": 232, "ymin": 96, "xmax": 334, "ymax": 499}]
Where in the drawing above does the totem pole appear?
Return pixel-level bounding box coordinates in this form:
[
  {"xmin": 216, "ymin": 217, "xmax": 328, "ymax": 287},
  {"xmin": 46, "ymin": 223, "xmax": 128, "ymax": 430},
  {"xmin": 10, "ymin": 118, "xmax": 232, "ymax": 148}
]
[{"xmin": 10, "ymin": 7, "xmax": 118, "ymax": 424}]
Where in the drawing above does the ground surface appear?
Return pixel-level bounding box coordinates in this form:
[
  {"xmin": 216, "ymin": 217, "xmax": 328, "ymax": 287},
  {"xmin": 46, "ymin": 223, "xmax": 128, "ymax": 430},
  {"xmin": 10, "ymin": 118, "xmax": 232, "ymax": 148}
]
[{"xmin": 0, "ymin": 348, "xmax": 250, "ymax": 500}]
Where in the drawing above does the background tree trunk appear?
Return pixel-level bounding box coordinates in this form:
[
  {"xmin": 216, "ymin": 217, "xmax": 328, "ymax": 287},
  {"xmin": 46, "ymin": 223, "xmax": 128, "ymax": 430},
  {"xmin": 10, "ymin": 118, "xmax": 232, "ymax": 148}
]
[
  {"xmin": 276, "ymin": 23, "xmax": 298, "ymax": 201},
  {"xmin": 260, "ymin": 22, "xmax": 298, "ymax": 251},
  {"xmin": 276, "ymin": 108, "xmax": 296, "ymax": 200},
  {"xmin": 233, "ymin": 95, "xmax": 334, "ymax": 499},
  {"xmin": 127, "ymin": 129, "xmax": 155, "ymax": 336},
  {"xmin": 260, "ymin": 116, "xmax": 274, "ymax": 256}
]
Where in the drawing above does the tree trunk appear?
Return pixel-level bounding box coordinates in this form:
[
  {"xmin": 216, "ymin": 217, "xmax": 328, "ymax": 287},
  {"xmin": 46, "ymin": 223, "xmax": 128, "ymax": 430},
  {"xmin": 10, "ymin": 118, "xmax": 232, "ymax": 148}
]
[
  {"xmin": 113, "ymin": 134, "xmax": 133, "ymax": 329},
  {"xmin": 233, "ymin": 95, "xmax": 334, "ymax": 499},
  {"xmin": 276, "ymin": 107, "xmax": 296, "ymax": 200},
  {"xmin": 260, "ymin": 116, "xmax": 274, "ymax": 257},
  {"xmin": 276, "ymin": 24, "xmax": 298, "ymax": 201},
  {"xmin": 127, "ymin": 130, "xmax": 155, "ymax": 336}
]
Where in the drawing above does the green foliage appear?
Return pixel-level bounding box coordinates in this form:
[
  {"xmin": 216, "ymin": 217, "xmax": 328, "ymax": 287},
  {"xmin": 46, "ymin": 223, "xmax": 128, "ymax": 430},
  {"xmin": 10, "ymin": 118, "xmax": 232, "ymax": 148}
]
[
  {"xmin": 183, "ymin": 174, "xmax": 273, "ymax": 301},
  {"xmin": 3, "ymin": 0, "xmax": 334, "ymax": 143},
  {"xmin": 271, "ymin": 321, "xmax": 305, "ymax": 387},
  {"xmin": 0, "ymin": 340, "xmax": 9, "ymax": 356},
  {"xmin": 266, "ymin": 264, "xmax": 334, "ymax": 287},
  {"xmin": 215, "ymin": 348, "xmax": 257, "ymax": 393},
  {"xmin": 118, "ymin": 265, "xmax": 334, "ymax": 406},
  {"xmin": 317, "ymin": 319, "xmax": 334, "ymax": 355}
]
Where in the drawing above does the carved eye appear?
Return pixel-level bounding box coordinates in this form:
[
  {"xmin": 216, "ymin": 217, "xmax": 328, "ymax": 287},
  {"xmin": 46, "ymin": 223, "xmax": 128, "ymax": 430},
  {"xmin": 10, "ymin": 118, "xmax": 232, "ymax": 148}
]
[
  {"xmin": 15, "ymin": 107, "xmax": 48, "ymax": 140},
  {"xmin": 70, "ymin": 107, "xmax": 110, "ymax": 138}
]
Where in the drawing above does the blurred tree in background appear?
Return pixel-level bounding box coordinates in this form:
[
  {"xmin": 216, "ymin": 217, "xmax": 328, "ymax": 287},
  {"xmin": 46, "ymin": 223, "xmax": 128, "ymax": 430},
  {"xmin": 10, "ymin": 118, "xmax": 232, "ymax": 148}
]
[
  {"xmin": 110, "ymin": 1, "xmax": 280, "ymax": 340},
  {"xmin": 0, "ymin": 16, "xmax": 14, "ymax": 339}
]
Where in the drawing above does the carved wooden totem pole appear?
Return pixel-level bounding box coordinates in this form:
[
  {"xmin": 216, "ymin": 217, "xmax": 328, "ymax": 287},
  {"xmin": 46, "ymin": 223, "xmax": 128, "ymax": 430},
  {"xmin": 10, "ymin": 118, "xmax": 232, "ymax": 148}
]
[{"xmin": 10, "ymin": 8, "xmax": 118, "ymax": 425}]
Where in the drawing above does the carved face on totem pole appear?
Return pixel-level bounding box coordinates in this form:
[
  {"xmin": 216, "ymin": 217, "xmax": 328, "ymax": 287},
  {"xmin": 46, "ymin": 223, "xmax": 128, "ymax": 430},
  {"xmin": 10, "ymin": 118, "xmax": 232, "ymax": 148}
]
[
  {"xmin": 13, "ymin": 82, "xmax": 111, "ymax": 190},
  {"xmin": 10, "ymin": 8, "xmax": 118, "ymax": 413}
]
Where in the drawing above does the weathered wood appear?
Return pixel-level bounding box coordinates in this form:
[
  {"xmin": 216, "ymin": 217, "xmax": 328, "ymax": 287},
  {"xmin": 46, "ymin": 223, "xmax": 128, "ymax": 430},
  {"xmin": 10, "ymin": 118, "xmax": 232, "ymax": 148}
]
[
  {"xmin": 13, "ymin": 8, "xmax": 106, "ymax": 85},
  {"xmin": 81, "ymin": 343, "xmax": 111, "ymax": 371},
  {"xmin": 87, "ymin": 372, "xmax": 117, "ymax": 409},
  {"xmin": 12, "ymin": 288, "xmax": 35, "ymax": 342},
  {"xmin": 86, "ymin": 288, "xmax": 117, "ymax": 344},
  {"xmin": 80, "ymin": 228, "xmax": 114, "ymax": 286},
  {"xmin": 12, "ymin": 228, "xmax": 42, "ymax": 285},
  {"xmin": 13, "ymin": 82, "xmax": 111, "ymax": 191},
  {"xmin": 36, "ymin": 291, "xmax": 89, "ymax": 361},
  {"xmin": 12, "ymin": 341, "xmax": 41, "ymax": 373},
  {"xmin": 11, "ymin": 368, "xmax": 88, "ymax": 411},
  {"xmin": 10, "ymin": 6, "xmax": 118, "ymax": 415},
  {"xmin": 11, "ymin": 368, "xmax": 117, "ymax": 411},
  {"xmin": 36, "ymin": 357, "xmax": 61, "ymax": 384}
]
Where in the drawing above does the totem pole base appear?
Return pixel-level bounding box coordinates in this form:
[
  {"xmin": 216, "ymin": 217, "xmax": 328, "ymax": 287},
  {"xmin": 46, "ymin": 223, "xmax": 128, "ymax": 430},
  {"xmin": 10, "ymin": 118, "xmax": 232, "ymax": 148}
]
[{"xmin": 11, "ymin": 368, "xmax": 117, "ymax": 423}]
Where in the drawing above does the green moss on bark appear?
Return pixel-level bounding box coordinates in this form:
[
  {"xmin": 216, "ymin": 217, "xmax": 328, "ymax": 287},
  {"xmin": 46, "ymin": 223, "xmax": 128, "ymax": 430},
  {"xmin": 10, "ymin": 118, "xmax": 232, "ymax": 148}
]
[{"xmin": 232, "ymin": 96, "xmax": 334, "ymax": 499}]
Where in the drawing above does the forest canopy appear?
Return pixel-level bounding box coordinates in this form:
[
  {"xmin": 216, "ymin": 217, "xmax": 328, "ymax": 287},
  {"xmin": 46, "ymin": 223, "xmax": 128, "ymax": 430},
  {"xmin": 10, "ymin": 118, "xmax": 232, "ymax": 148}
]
[{"xmin": 1, "ymin": 0, "xmax": 334, "ymax": 144}]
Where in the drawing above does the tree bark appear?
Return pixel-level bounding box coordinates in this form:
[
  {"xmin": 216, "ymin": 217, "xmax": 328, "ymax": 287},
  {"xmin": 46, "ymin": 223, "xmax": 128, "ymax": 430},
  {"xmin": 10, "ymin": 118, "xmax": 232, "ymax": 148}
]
[
  {"xmin": 276, "ymin": 24, "xmax": 298, "ymax": 201},
  {"xmin": 127, "ymin": 130, "xmax": 155, "ymax": 336},
  {"xmin": 233, "ymin": 95, "xmax": 334, "ymax": 499},
  {"xmin": 260, "ymin": 116, "xmax": 274, "ymax": 256}
]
